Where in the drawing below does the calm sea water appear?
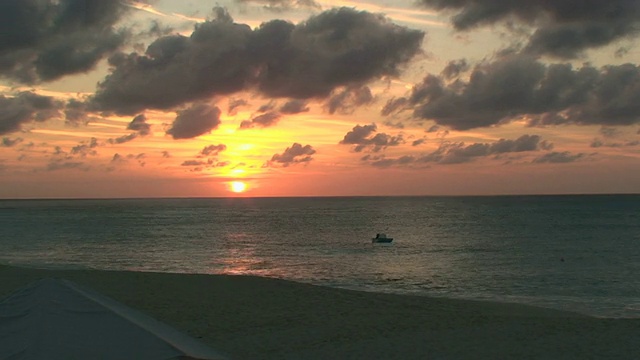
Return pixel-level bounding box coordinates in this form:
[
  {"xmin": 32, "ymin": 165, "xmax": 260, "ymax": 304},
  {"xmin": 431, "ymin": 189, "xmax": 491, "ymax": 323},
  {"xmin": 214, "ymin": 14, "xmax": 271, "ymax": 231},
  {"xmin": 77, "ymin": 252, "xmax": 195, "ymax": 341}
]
[{"xmin": 1, "ymin": 195, "xmax": 639, "ymax": 318}]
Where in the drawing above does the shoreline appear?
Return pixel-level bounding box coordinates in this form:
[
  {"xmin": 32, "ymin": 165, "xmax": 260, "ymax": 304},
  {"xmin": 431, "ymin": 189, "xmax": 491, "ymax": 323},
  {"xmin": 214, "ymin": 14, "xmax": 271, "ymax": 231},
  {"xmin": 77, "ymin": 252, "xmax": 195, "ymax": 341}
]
[{"xmin": 2, "ymin": 265, "xmax": 639, "ymax": 359}]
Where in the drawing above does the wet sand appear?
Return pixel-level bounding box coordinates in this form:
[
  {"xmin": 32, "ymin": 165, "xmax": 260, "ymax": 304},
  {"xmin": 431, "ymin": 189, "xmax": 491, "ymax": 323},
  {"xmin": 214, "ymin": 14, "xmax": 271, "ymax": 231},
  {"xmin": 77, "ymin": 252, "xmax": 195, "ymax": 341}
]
[{"xmin": 1, "ymin": 265, "xmax": 638, "ymax": 359}]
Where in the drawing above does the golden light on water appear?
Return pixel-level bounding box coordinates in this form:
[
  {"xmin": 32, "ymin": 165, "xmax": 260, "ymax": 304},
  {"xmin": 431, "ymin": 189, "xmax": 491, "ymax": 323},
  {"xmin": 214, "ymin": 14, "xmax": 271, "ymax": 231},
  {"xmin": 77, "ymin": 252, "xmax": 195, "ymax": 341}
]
[{"xmin": 230, "ymin": 181, "xmax": 247, "ymax": 193}]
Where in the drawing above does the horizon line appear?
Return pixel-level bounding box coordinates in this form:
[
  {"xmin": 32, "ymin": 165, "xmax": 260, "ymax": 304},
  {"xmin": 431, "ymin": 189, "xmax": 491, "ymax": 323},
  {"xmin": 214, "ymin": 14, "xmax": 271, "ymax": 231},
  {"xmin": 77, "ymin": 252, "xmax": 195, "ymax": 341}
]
[{"xmin": 1, "ymin": 192, "xmax": 639, "ymax": 201}]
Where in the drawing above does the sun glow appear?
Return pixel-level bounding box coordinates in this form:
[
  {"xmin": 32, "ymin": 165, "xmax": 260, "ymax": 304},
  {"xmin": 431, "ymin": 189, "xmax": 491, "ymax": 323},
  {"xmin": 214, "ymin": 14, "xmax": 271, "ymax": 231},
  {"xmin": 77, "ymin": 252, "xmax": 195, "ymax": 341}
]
[{"xmin": 230, "ymin": 181, "xmax": 247, "ymax": 193}]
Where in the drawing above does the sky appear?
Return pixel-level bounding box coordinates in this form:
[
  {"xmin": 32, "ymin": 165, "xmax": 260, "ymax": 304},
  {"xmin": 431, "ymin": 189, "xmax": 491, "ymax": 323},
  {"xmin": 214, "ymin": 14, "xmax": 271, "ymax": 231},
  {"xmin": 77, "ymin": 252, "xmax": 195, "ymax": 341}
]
[{"xmin": 1, "ymin": 0, "xmax": 639, "ymax": 198}]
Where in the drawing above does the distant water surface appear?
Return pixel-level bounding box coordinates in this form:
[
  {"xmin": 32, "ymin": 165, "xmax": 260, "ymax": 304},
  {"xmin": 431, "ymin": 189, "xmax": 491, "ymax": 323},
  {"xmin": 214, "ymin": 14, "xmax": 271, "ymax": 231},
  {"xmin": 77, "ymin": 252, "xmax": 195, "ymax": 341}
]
[{"xmin": 1, "ymin": 195, "xmax": 639, "ymax": 318}]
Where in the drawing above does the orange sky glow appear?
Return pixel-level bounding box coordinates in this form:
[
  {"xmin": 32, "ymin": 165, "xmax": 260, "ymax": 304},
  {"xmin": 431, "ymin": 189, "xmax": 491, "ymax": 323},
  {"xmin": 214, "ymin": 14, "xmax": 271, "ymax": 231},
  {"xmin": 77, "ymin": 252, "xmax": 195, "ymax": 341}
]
[{"xmin": 1, "ymin": 0, "xmax": 639, "ymax": 198}]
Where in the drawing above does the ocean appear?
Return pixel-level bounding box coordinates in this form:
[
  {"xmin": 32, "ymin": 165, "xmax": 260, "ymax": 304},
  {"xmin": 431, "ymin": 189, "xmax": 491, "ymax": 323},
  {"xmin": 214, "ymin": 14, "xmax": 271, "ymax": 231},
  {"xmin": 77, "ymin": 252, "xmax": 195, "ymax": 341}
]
[{"xmin": 1, "ymin": 195, "xmax": 639, "ymax": 318}]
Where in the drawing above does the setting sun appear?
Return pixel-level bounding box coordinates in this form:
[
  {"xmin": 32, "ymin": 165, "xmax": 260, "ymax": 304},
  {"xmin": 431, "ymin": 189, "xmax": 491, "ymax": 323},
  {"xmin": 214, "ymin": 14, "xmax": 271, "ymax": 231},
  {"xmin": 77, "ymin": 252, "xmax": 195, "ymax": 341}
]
[{"xmin": 230, "ymin": 181, "xmax": 247, "ymax": 193}]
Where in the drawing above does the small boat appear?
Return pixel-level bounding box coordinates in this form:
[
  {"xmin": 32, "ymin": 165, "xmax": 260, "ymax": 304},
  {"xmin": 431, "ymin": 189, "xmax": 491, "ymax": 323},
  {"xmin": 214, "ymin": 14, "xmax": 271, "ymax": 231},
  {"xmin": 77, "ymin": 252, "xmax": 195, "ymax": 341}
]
[{"xmin": 372, "ymin": 233, "xmax": 393, "ymax": 243}]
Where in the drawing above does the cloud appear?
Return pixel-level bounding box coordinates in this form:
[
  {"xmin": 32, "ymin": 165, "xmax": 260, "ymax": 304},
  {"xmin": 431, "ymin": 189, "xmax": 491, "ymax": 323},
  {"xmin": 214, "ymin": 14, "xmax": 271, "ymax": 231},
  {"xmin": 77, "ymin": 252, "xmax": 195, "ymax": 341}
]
[
  {"xmin": 161, "ymin": 151, "xmax": 171, "ymax": 158},
  {"xmin": 0, "ymin": 0, "xmax": 131, "ymax": 83},
  {"xmin": 108, "ymin": 133, "xmax": 138, "ymax": 144},
  {"xmin": 240, "ymin": 111, "xmax": 281, "ymax": 129},
  {"xmin": 181, "ymin": 160, "xmax": 209, "ymax": 167},
  {"xmin": 239, "ymin": 100, "xmax": 309, "ymax": 129},
  {"xmin": 417, "ymin": 0, "xmax": 640, "ymax": 58},
  {"xmin": 426, "ymin": 125, "xmax": 440, "ymax": 133},
  {"xmin": 591, "ymin": 139, "xmax": 639, "ymax": 148},
  {"xmin": 532, "ymin": 151, "xmax": 585, "ymax": 163},
  {"xmin": 228, "ymin": 98, "xmax": 249, "ymax": 115},
  {"xmin": 90, "ymin": 7, "xmax": 424, "ymax": 114},
  {"xmin": 381, "ymin": 97, "xmax": 409, "ymax": 117},
  {"xmin": 491, "ymin": 134, "xmax": 553, "ymax": 153},
  {"xmin": 267, "ymin": 143, "xmax": 316, "ymax": 167},
  {"xmin": 0, "ymin": 92, "xmax": 62, "ymax": 135},
  {"xmin": 200, "ymin": 144, "xmax": 227, "ymax": 156},
  {"xmin": 235, "ymin": 0, "xmax": 321, "ymax": 12},
  {"xmin": 1, "ymin": 137, "xmax": 23, "ymax": 147},
  {"xmin": 181, "ymin": 158, "xmax": 230, "ymax": 171},
  {"xmin": 166, "ymin": 103, "xmax": 222, "ymax": 139},
  {"xmin": 64, "ymin": 99, "xmax": 92, "ymax": 125},
  {"xmin": 325, "ymin": 86, "xmax": 374, "ymax": 114},
  {"xmin": 370, "ymin": 155, "xmax": 416, "ymax": 168},
  {"xmin": 70, "ymin": 137, "xmax": 99, "ymax": 157},
  {"xmin": 127, "ymin": 114, "xmax": 151, "ymax": 136},
  {"xmin": 46, "ymin": 160, "xmax": 89, "ymax": 172},
  {"xmin": 257, "ymin": 101, "xmax": 277, "ymax": 113},
  {"xmin": 430, "ymin": 134, "xmax": 552, "ymax": 164},
  {"xmin": 279, "ymin": 100, "xmax": 309, "ymax": 114},
  {"xmin": 399, "ymin": 56, "xmax": 640, "ymax": 130},
  {"xmin": 108, "ymin": 152, "xmax": 146, "ymax": 168},
  {"xmin": 111, "ymin": 153, "xmax": 126, "ymax": 163},
  {"xmin": 599, "ymin": 126, "xmax": 622, "ymax": 138},
  {"xmin": 441, "ymin": 59, "xmax": 469, "ymax": 79},
  {"xmin": 362, "ymin": 134, "xmax": 552, "ymax": 167},
  {"xmin": 339, "ymin": 123, "xmax": 404, "ymax": 152}
]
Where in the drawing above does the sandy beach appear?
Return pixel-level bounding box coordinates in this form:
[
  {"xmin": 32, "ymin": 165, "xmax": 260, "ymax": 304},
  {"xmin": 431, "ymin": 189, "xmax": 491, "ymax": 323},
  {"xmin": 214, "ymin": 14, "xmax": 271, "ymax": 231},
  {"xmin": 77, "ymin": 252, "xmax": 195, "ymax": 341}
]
[{"xmin": 1, "ymin": 265, "xmax": 638, "ymax": 359}]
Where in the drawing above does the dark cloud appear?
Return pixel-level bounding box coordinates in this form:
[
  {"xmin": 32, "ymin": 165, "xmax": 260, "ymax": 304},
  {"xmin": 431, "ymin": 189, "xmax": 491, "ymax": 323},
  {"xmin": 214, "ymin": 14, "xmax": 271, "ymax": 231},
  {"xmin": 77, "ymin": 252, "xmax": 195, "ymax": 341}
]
[
  {"xmin": 181, "ymin": 160, "xmax": 210, "ymax": 167},
  {"xmin": 532, "ymin": 151, "xmax": 585, "ymax": 163},
  {"xmin": 181, "ymin": 158, "xmax": 229, "ymax": 171},
  {"xmin": 615, "ymin": 46, "xmax": 631, "ymax": 58},
  {"xmin": 111, "ymin": 153, "xmax": 125, "ymax": 163},
  {"xmin": 426, "ymin": 125, "xmax": 440, "ymax": 133},
  {"xmin": 384, "ymin": 120, "xmax": 405, "ymax": 129},
  {"xmin": 167, "ymin": 103, "xmax": 222, "ymax": 139},
  {"xmin": 53, "ymin": 146, "xmax": 66, "ymax": 156},
  {"xmin": 280, "ymin": 100, "xmax": 310, "ymax": 114},
  {"xmin": 161, "ymin": 151, "xmax": 171, "ymax": 158},
  {"xmin": 412, "ymin": 138, "xmax": 426, "ymax": 146},
  {"xmin": 418, "ymin": 0, "xmax": 640, "ymax": 58},
  {"xmin": 235, "ymin": 0, "xmax": 320, "ymax": 11},
  {"xmin": 64, "ymin": 99, "xmax": 91, "ymax": 125},
  {"xmin": 254, "ymin": 9, "xmax": 424, "ymax": 99},
  {"xmin": 381, "ymin": 97, "xmax": 409, "ymax": 117},
  {"xmin": 339, "ymin": 123, "xmax": 404, "ymax": 152},
  {"xmin": 0, "ymin": 92, "xmax": 62, "ymax": 135},
  {"xmin": 127, "ymin": 114, "xmax": 151, "ymax": 136},
  {"xmin": 370, "ymin": 155, "xmax": 416, "ymax": 168},
  {"xmin": 180, "ymin": 159, "xmax": 229, "ymax": 169},
  {"xmin": 591, "ymin": 139, "xmax": 639, "ymax": 148},
  {"xmin": 401, "ymin": 57, "xmax": 640, "ymax": 130},
  {"xmin": 108, "ymin": 133, "xmax": 138, "ymax": 144},
  {"xmin": 2, "ymin": 137, "xmax": 23, "ymax": 147},
  {"xmin": 441, "ymin": 59, "xmax": 469, "ymax": 79},
  {"xmin": 0, "ymin": 0, "xmax": 130, "ymax": 83},
  {"xmin": 46, "ymin": 160, "xmax": 88, "ymax": 172},
  {"xmin": 257, "ymin": 101, "xmax": 277, "ymax": 113},
  {"xmin": 228, "ymin": 98, "xmax": 249, "ymax": 115},
  {"xmin": 491, "ymin": 134, "xmax": 553, "ymax": 153},
  {"xmin": 430, "ymin": 135, "xmax": 552, "ymax": 164},
  {"xmin": 200, "ymin": 144, "xmax": 227, "ymax": 156},
  {"xmin": 340, "ymin": 123, "xmax": 376, "ymax": 144},
  {"xmin": 361, "ymin": 134, "xmax": 552, "ymax": 167},
  {"xmin": 90, "ymin": 10, "xmax": 253, "ymax": 115},
  {"xmin": 70, "ymin": 137, "xmax": 98, "ymax": 157},
  {"xmin": 108, "ymin": 152, "xmax": 145, "ymax": 168},
  {"xmin": 90, "ymin": 7, "xmax": 424, "ymax": 114},
  {"xmin": 325, "ymin": 86, "xmax": 374, "ymax": 114},
  {"xmin": 599, "ymin": 127, "xmax": 621, "ymax": 138},
  {"xmin": 268, "ymin": 143, "xmax": 316, "ymax": 166},
  {"xmin": 240, "ymin": 111, "xmax": 281, "ymax": 129}
]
